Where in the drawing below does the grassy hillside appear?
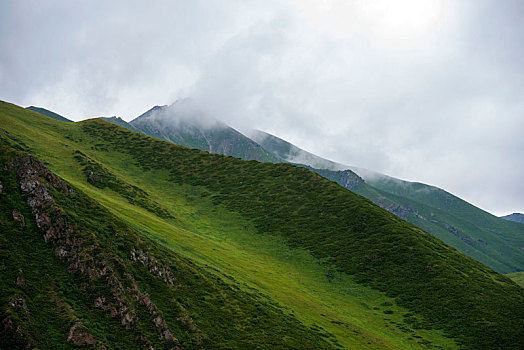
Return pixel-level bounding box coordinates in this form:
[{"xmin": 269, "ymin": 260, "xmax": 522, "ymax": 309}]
[
  {"xmin": 363, "ymin": 177, "xmax": 524, "ymax": 273},
  {"xmin": 506, "ymin": 271, "xmax": 524, "ymax": 288},
  {"xmin": 0, "ymin": 142, "xmax": 333, "ymax": 349},
  {"xmin": 251, "ymin": 130, "xmax": 524, "ymax": 273},
  {"xmin": 351, "ymin": 183, "xmax": 523, "ymax": 274},
  {"xmin": 1, "ymin": 100, "xmax": 523, "ymax": 349}
]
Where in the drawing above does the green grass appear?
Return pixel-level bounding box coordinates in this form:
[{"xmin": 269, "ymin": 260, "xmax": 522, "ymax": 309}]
[
  {"xmin": 0, "ymin": 142, "xmax": 336, "ymax": 349},
  {"xmin": 360, "ymin": 177, "xmax": 524, "ymax": 273},
  {"xmin": 506, "ymin": 271, "xmax": 524, "ymax": 288},
  {"xmin": 252, "ymin": 129, "xmax": 524, "ymax": 274},
  {"xmin": 1, "ymin": 100, "xmax": 523, "ymax": 349}
]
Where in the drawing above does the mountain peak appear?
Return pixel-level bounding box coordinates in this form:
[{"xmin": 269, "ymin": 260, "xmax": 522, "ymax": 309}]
[
  {"xmin": 500, "ymin": 213, "xmax": 524, "ymax": 224},
  {"xmin": 131, "ymin": 99, "xmax": 224, "ymax": 130},
  {"xmin": 126, "ymin": 101, "xmax": 281, "ymax": 163}
]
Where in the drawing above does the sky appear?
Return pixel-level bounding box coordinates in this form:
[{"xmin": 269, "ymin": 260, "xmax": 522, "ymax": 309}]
[{"xmin": 1, "ymin": 0, "xmax": 523, "ymax": 216}]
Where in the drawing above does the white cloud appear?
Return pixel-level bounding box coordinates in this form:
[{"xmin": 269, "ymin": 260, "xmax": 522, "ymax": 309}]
[{"xmin": 0, "ymin": 0, "xmax": 522, "ymax": 215}]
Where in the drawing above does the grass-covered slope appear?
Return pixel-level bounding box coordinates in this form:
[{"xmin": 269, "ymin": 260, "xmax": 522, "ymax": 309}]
[
  {"xmin": 26, "ymin": 106, "xmax": 73, "ymax": 123},
  {"xmin": 0, "ymin": 142, "xmax": 334, "ymax": 349},
  {"xmin": 80, "ymin": 122, "xmax": 522, "ymax": 349},
  {"xmin": 1, "ymin": 100, "xmax": 523, "ymax": 349},
  {"xmin": 506, "ymin": 271, "xmax": 524, "ymax": 288},
  {"xmin": 251, "ymin": 129, "xmax": 524, "ymax": 273},
  {"xmin": 362, "ymin": 177, "xmax": 524, "ymax": 273},
  {"xmin": 7, "ymin": 101, "xmax": 455, "ymax": 350}
]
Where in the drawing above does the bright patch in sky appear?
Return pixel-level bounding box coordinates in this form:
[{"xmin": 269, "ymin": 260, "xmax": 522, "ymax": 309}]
[{"xmin": 362, "ymin": 0, "xmax": 448, "ymax": 42}]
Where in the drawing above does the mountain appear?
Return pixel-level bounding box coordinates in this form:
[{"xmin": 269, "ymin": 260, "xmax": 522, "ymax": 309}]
[
  {"xmin": 2, "ymin": 100, "xmax": 523, "ymax": 348},
  {"xmin": 501, "ymin": 213, "xmax": 524, "ymax": 224},
  {"xmin": 26, "ymin": 106, "xmax": 73, "ymax": 123},
  {"xmin": 127, "ymin": 100, "xmax": 281, "ymax": 163},
  {"xmin": 0, "ymin": 142, "xmax": 331, "ymax": 349},
  {"xmin": 250, "ymin": 129, "xmax": 348, "ymax": 171},
  {"xmin": 252, "ymin": 130, "xmax": 524, "ymax": 274},
  {"xmin": 24, "ymin": 103, "xmax": 524, "ymax": 274}
]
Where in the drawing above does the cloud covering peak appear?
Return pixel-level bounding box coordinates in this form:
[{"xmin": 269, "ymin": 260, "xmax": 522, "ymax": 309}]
[{"xmin": 1, "ymin": 0, "xmax": 523, "ymax": 215}]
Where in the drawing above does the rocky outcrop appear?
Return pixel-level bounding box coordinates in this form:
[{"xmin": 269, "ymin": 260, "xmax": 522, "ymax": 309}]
[
  {"xmin": 8, "ymin": 296, "xmax": 28, "ymax": 313},
  {"xmin": 375, "ymin": 197, "xmax": 414, "ymax": 220},
  {"xmin": 67, "ymin": 322, "xmax": 99, "ymax": 346},
  {"xmin": 12, "ymin": 209, "xmax": 25, "ymax": 227},
  {"xmin": 16, "ymin": 269, "xmax": 25, "ymax": 286},
  {"xmin": 11, "ymin": 153, "xmax": 179, "ymax": 347},
  {"xmin": 131, "ymin": 249, "xmax": 176, "ymax": 286}
]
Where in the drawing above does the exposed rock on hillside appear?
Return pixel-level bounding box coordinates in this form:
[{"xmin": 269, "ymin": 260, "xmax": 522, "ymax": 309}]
[{"xmin": 11, "ymin": 152, "xmax": 179, "ymax": 347}]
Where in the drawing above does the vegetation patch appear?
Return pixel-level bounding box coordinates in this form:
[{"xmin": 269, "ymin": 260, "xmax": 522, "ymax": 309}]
[{"xmin": 73, "ymin": 150, "xmax": 174, "ymax": 219}]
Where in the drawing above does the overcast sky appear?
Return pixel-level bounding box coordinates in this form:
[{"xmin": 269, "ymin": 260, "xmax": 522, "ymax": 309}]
[{"xmin": 1, "ymin": 0, "xmax": 523, "ymax": 215}]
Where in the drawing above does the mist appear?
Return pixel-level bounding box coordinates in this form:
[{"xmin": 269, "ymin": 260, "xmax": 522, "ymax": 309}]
[{"xmin": 1, "ymin": 0, "xmax": 523, "ymax": 215}]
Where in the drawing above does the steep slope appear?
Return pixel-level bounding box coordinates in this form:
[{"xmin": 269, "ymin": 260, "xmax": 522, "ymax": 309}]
[
  {"xmin": 128, "ymin": 100, "xmax": 281, "ymax": 163},
  {"xmin": 363, "ymin": 176, "xmax": 524, "ymax": 272},
  {"xmin": 251, "ymin": 130, "xmax": 524, "ymax": 273},
  {"xmin": 501, "ymin": 213, "xmax": 524, "ymax": 224},
  {"xmin": 1, "ymin": 101, "xmax": 523, "ymax": 349},
  {"xmin": 0, "ymin": 142, "xmax": 334, "ymax": 349},
  {"xmin": 26, "ymin": 106, "xmax": 73, "ymax": 123},
  {"xmin": 29, "ymin": 105, "xmax": 523, "ymax": 273},
  {"xmin": 251, "ymin": 129, "xmax": 348, "ymax": 170}
]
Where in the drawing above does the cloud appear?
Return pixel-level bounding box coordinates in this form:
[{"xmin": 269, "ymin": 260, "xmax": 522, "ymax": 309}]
[{"xmin": 0, "ymin": 0, "xmax": 522, "ymax": 215}]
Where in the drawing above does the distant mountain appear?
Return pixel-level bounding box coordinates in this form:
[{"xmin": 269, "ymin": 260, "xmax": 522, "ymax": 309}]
[
  {"xmin": 252, "ymin": 130, "xmax": 524, "ymax": 273},
  {"xmin": 128, "ymin": 100, "xmax": 281, "ymax": 163},
  {"xmin": 501, "ymin": 213, "xmax": 524, "ymax": 224},
  {"xmin": 26, "ymin": 106, "xmax": 73, "ymax": 122},
  {"xmin": 250, "ymin": 130, "xmax": 348, "ymax": 171},
  {"xmin": 94, "ymin": 104, "xmax": 524, "ymax": 273},
  {"xmin": 100, "ymin": 116, "xmax": 141, "ymax": 133}
]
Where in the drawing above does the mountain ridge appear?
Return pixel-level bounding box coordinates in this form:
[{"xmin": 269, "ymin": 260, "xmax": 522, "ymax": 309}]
[
  {"xmin": 501, "ymin": 212, "xmax": 524, "ymax": 224},
  {"xmin": 26, "ymin": 106, "xmax": 73, "ymax": 123},
  {"xmin": 29, "ymin": 102, "xmax": 524, "ymax": 273},
  {"xmin": 1, "ymin": 100, "xmax": 523, "ymax": 348}
]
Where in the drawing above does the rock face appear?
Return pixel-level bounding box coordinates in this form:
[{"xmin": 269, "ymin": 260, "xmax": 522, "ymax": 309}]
[
  {"xmin": 11, "ymin": 153, "xmax": 180, "ymax": 347},
  {"xmin": 12, "ymin": 209, "xmax": 25, "ymax": 227},
  {"xmin": 299, "ymin": 166, "xmax": 364, "ymax": 191},
  {"xmin": 375, "ymin": 196, "xmax": 414, "ymax": 221},
  {"xmin": 67, "ymin": 322, "xmax": 98, "ymax": 346}
]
